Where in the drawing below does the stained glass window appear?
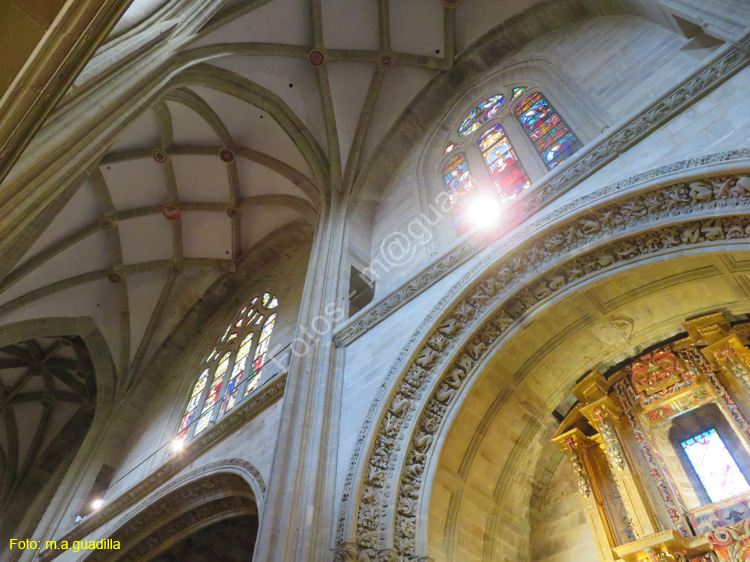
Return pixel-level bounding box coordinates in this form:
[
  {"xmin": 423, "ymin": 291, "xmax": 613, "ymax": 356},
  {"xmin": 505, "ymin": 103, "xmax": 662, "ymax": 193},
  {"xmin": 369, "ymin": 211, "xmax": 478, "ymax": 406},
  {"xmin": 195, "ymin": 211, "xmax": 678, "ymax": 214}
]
[
  {"xmin": 512, "ymin": 87, "xmax": 526, "ymax": 100},
  {"xmin": 178, "ymin": 292, "xmax": 279, "ymax": 438},
  {"xmin": 515, "ymin": 91, "xmax": 581, "ymax": 169},
  {"xmin": 681, "ymin": 428, "xmax": 750, "ymax": 502},
  {"xmin": 444, "ymin": 143, "xmax": 456, "ymax": 155},
  {"xmin": 477, "ymin": 124, "xmax": 529, "ymax": 199},
  {"xmin": 443, "ymin": 153, "xmax": 477, "ymax": 231},
  {"xmin": 245, "ymin": 313, "xmax": 276, "ymax": 396},
  {"xmin": 458, "ymin": 95, "xmax": 505, "ymax": 137}
]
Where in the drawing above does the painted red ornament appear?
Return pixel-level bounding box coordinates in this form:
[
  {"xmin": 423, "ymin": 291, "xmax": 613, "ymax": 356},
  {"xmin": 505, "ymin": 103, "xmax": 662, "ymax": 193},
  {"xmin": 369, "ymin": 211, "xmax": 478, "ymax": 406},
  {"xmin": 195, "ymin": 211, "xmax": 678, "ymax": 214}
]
[
  {"xmin": 162, "ymin": 204, "xmax": 181, "ymax": 221},
  {"xmin": 308, "ymin": 48, "xmax": 326, "ymax": 67},
  {"xmin": 219, "ymin": 148, "xmax": 235, "ymax": 163}
]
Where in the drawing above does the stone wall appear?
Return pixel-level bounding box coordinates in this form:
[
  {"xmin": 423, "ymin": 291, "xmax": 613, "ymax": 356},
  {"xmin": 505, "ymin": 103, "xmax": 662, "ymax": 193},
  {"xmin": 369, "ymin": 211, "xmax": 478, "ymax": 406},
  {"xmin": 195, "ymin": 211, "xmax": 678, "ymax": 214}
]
[
  {"xmin": 529, "ymin": 457, "xmax": 598, "ymax": 562},
  {"xmin": 102, "ymin": 243, "xmax": 310, "ymax": 502},
  {"xmin": 362, "ymin": 15, "xmax": 709, "ymax": 298}
]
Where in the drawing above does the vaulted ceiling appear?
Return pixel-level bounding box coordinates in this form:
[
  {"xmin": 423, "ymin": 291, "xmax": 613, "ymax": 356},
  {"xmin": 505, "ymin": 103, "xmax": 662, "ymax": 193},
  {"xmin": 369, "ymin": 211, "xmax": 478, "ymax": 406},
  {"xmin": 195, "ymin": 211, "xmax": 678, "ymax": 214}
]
[
  {"xmin": 0, "ymin": 335, "xmax": 95, "ymax": 535},
  {"xmin": 0, "ymin": 0, "xmax": 679, "ymax": 395}
]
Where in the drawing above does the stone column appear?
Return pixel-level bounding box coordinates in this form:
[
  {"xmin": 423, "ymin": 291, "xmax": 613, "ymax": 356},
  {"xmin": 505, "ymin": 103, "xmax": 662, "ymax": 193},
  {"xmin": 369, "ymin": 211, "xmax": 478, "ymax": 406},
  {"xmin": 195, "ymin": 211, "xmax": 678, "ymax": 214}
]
[
  {"xmin": 586, "ymin": 400, "xmax": 660, "ymax": 540},
  {"xmin": 252, "ymin": 193, "xmax": 347, "ymax": 562},
  {"xmin": 0, "ymin": 0, "xmax": 227, "ymax": 277}
]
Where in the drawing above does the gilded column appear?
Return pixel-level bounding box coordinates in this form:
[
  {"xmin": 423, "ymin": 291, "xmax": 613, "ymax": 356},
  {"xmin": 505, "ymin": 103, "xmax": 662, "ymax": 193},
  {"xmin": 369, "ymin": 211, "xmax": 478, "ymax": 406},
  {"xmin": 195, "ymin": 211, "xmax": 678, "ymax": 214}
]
[
  {"xmin": 554, "ymin": 429, "xmax": 615, "ymax": 562},
  {"xmin": 587, "ymin": 400, "xmax": 660, "ymax": 540}
]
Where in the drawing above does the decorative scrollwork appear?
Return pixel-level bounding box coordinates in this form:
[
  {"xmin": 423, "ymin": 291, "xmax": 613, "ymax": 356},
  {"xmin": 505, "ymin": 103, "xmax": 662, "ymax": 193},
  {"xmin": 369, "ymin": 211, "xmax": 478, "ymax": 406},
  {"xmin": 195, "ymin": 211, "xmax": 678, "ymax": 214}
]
[{"xmin": 591, "ymin": 408, "xmax": 626, "ymax": 471}]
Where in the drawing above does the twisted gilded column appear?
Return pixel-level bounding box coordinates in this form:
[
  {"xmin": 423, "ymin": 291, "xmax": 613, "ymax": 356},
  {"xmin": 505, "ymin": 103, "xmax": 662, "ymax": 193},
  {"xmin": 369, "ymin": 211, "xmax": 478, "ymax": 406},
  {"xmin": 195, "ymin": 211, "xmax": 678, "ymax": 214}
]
[{"xmin": 585, "ymin": 399, "xmax": 660, "ymax": 540}]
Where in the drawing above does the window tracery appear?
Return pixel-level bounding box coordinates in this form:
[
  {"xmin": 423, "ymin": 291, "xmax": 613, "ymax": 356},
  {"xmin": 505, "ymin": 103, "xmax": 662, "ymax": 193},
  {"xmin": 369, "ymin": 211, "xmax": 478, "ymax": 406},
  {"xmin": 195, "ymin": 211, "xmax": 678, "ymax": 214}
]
[
  {"xmin": 440, "ymin": 87, "xmax": 582, "ymax": 230},
  {"xmin": 178, "ymin": 292, "xmax": 279, "ymax": 439}
]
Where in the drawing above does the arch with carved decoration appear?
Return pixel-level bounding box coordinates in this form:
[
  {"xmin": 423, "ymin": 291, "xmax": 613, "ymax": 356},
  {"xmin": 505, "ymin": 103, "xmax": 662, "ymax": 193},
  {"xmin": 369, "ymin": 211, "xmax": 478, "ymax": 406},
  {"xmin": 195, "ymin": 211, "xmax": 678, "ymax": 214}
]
[{"xmin": 335, "ymin": 160, "xmax": 750, "ymax": 561}]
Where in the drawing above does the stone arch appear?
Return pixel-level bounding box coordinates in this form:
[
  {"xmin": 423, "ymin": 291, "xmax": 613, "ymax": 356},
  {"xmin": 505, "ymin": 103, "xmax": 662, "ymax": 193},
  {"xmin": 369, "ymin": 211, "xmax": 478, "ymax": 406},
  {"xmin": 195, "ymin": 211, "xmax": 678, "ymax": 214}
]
[
  {"xmin": 337, "ymin": 165, "xmax": 750, "ymax": 559},
  {"xmin": 0, "ymin": 316, "xmax": 116, "ymax": 546},
  {"xmin": 77, "ymin": 467, "xmax": 261, "ymax": 562}
]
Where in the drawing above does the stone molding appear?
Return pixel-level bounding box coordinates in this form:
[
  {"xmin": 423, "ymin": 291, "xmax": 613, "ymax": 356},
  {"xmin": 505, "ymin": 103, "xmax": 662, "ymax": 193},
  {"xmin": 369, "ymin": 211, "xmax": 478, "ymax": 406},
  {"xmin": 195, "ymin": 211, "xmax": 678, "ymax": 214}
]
[
  {"xmin": 522, "ymin": 32, "xmax": 750, "ymax": 212},
  {"xmin": 337, "ymin": 172, "xmax": 750, "ymax": 559},
  {"xmin": 110, "ymin": 458, "xmax": 266, "ymax": 534},
  {"xmin": 38, "ymin": 374, "xmax": 285, "ymax": 561},
  {"xmin": 333, "ymin": 149, "xmax": 750, "ymax": 347},
  {"xmin": 76, "ymin": 473, "xmax": 255, "ymax": 562}
]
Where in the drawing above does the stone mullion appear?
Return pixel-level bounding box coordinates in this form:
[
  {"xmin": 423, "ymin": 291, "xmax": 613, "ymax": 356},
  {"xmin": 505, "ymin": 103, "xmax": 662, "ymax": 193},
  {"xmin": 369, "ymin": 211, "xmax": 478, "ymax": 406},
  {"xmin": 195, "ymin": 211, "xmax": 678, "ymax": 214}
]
[
  {"xmin": 499, "ymin": 114, "xmax": 547, "ymax": 183},
  {"xmin": 554, "ymin": 430, "xmax": 616, "ymax": 562},
  {"xmin": 590, "ymin": 403, "xmax": 659, "ymax": 540},
  {"xmin": 464, "ymin": 145, "xmax": 494, "ymax": 197}
]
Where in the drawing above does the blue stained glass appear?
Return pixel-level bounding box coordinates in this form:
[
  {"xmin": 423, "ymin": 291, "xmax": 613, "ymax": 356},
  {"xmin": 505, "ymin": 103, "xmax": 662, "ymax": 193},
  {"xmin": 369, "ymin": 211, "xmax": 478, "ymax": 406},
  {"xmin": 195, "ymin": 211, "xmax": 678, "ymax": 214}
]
[
  {"xmin": 681, "ymin": 428, "xmax": 750, "ymax": 502},
  {"xmin": 458, "ymin": 95, "xmax": 505, "ymax": 136},
  {"xmin": 443, "ymin": 154, "xmax": 475, "ymax": 203},
  {"xmin": 483, "ymin": 139, "xmax": 512, "ymax": 166},
  {"xmin": 515, "ymin": 91, "xmax": 581, "ymax": 170},
  {"xmin": 545, "ymin": 133, "xmax": 578, "ymax": 168}
]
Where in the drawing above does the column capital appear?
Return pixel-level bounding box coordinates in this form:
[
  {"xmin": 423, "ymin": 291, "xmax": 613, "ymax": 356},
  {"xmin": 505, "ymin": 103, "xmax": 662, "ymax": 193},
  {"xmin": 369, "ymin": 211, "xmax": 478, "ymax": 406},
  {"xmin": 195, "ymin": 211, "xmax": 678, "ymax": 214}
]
[
  {"xmin": 553, "ymin": 429, "xmax": 593, "ymax": 498},
  {"xmin": 581, "ymin": 396, "xmax": 622, "ymax": 428},
  {"xmin": 613, "ymin": 529, "xmax": 694, "ymax": 562}
]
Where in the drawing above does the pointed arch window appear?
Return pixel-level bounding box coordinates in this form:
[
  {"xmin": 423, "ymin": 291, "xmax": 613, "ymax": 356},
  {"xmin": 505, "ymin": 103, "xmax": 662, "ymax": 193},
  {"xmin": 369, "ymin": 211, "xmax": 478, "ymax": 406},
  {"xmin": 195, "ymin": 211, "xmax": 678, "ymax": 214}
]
[
  {"xmin": 440, "ymin": 87, "xmax": 584, "ymax": 232},
  {"xmin": 177, "ymin": 292, "xmax": 279, "ymax": 438},
  {"xmin": 514, "ymin": 91, "xmax": 581, "ymax": 169},
  {"xmin": 457, "ymin": 94, "xmax": 505, "ymax": 137}
]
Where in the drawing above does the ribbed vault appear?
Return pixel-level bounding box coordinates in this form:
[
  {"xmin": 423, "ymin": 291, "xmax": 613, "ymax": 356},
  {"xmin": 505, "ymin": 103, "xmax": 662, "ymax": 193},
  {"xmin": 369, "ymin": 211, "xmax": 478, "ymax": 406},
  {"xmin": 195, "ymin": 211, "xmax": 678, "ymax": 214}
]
[
  {"xmin": 0, "ymin": 318, "xmax": 113, "ymax": 545},
  {"xmin": 0, "ymin": 0, "xmax": 692, "ymax": 399}
]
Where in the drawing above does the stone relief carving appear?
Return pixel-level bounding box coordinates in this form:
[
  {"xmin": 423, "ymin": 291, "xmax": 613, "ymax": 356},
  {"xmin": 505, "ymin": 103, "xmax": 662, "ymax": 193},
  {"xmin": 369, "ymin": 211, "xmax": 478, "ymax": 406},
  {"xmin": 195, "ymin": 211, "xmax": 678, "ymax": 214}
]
[
  {"xmin": 339, "ymin": 173, "xmax": 750, "ymax": 560},
  {"xmin": 109, "ymin": 458, "xmax": 266, "ymax": 534},
  {"xmin": 334, "ymin": 147, "xmax": 750, "ymax": 349},
  {"xmin": 79, "ymin": 486, "xmax": 255, "ymax": 562}
]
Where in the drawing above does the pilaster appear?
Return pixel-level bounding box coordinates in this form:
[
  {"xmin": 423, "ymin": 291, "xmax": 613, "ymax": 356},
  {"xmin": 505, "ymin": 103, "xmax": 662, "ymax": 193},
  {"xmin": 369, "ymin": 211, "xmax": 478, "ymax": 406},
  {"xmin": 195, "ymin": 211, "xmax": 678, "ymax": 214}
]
[{"xmin": 553, "ymin": 429, "xmax": 616, "ymax": 562}]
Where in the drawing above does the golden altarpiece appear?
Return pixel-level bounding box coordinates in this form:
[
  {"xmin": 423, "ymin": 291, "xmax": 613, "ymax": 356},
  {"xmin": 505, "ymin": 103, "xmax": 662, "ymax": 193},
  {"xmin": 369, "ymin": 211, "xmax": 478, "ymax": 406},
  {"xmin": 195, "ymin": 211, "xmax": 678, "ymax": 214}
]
[{"xmin": 554, "ymin": 313, "xmax": 750, "ymax": 562}]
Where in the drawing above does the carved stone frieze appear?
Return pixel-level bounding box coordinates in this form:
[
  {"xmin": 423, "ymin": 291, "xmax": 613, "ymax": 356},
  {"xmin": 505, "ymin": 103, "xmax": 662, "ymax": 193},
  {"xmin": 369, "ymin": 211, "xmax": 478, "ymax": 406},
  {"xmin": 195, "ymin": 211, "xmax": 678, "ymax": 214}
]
[
  {"xmin": 109, "ymin": 458, "xmax": 266, "ymax": 534},
  {"xmin": 338, "ymin": 173, "xmax": 750, "ymax": 558},
  {"xmin": 334, "ymin": 149, "xmax": 750, "ymax": 348},
  {"xmin": 79, "ymin": 488, "xmax": 255, "ymax": 562}
]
